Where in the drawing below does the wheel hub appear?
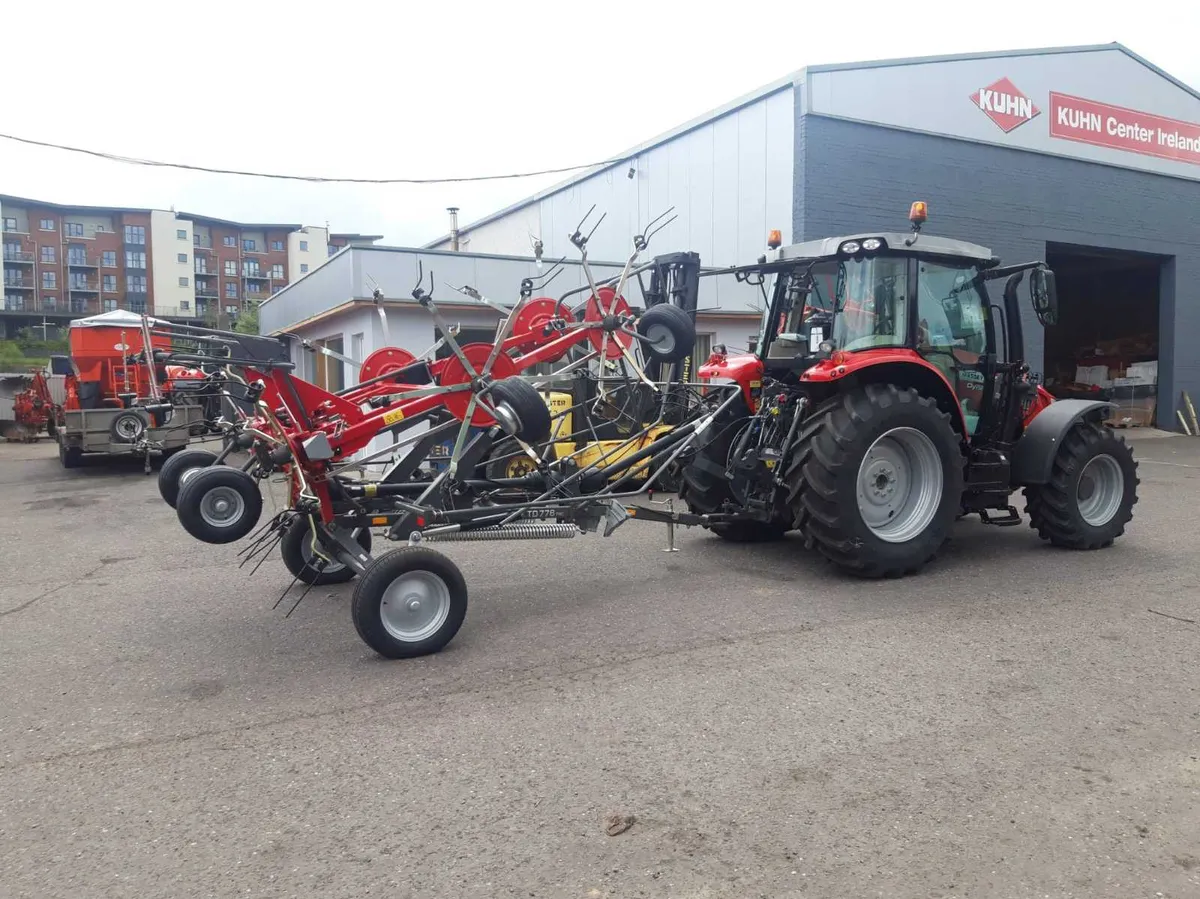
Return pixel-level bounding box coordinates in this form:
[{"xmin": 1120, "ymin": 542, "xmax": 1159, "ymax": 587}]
[
  {"xmin": 1077, "ymin": 454, "xmax": 1124, "ymax": 527},
  {"xmin": 379, "ymin": 571, "xmax": 451, "ymax": 642},
  {"xmin": 856, "ymin": 427, "xmax": 944, "ymax": 543},
  {"xmin": 199, "ymin": 485, "xmax": 246, "ymax": 529}
]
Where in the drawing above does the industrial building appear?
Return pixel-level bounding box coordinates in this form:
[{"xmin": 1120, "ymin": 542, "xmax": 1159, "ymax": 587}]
[
  {"xmin": 264, "ymin": 42, "xmax": 1200, "ymax": 429},
  {"xmin": 0, "ymin": 193, "xmax": 379, "ymax": 335}
]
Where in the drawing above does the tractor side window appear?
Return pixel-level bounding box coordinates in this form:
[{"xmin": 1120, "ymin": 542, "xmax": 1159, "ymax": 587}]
[{"xmin": 917, "ymin": 261, "xmax": 988, "ymax": 434}]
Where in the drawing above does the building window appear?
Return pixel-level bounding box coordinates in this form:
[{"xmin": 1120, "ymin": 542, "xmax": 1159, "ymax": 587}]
[
  {"xmin": 177, "ymin": 253, "xmax": 188, "ymax": 264},
  {"xmin": 242, "ymin": 262, "xmax": 260, "ymax": 277},
  {"xmin": 42, "ymin": 271, "xmax": 56, "ymax": 289},
  {"xmin": 103, "ymin": 298, "xmax": 117, "ymax": 312},
  {"xmin": 225, "ymin": 282, "xmax": 238, "ymax": 298},
  {"xmin": 180, "ymin": 300, "xmax": 190, "ymax": 310},
  {"xmin": 242, "ymin": 238, "xmax": 256, "ymax": 252},
  {"xmin": 128, "ymin": 275, "xmax": 147, "ymax": 292},
  {"xmin": 270, "ymin": 264, "xmax": 284, "ymax": 279},
  {"xmin": 102, "ymin": 251, "xmax": 117, "ymax": 267},
  {"xmin": 128, "ymin": 297, "xmax": 147, "ymax": 313},
  {"xmin": 2, "ymin": 217, "xmax": 16, "ymax": 231},
  {"xmin": 40, "ymin": 296, "xmax": 53, "ymax": 310},
  {"xmin": 270, "ymin": 240, "xmax": 283, "ymax": 251},
  {"xmin": 179, "ymin": 276, "xmax": 189, "ymax": 287},
  {"xmin": 328, "ymin": 245, "xmax": 338, "ymax": 256},
  {"xmin": 65, "ymin": 222, "xmax": 84, "ymax": 237},
  {"xmin": 177, "ymin": 229, "xmax": 187, "ymax": 240},
  {"xmin": 40, "ymin": 246, "xmax": 55, "ymax": 264},
  {"xmin": 223, "ymin": 235, "xmax": 236, "ymax": 247},
  {"xmin": 39, "ymin": 218, "xmax": 55, "ymax": 231},
  {"xmin": 103, "ymin": 274, "xmax": 117, "ymax": 292},
  {"xmin": 224, "ymin": 260, "xmax": 237, "ymax": 276},
  {"xmin": 299, "ymin": 240, "xmax": 308, "ymax": 251},
  {"xmin": 125, "ymin": 250, "xmax": 146, "ymax": 269},
  {"xmin": 123, "ymin": 224, "xmax": 145, "ymax": 244},
  {"xmin": 300, "ymin": 263, "xmax": 309, "ymax": 273},
  {"xmin": 68, "ymin": 246, "xmax": 87, "ymax": 265},
  {"xmin": 69, "ymin": 273, "xmax": 91, "ymax": 290}
]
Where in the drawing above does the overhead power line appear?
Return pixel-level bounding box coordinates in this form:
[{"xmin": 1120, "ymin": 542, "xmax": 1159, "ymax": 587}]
[{"xmin": 0, "ymin": 132, "xmax": 631, "ymax": 185}]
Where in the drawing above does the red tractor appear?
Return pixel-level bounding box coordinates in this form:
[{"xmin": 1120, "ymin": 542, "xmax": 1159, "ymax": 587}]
[{"xmin": 680, "ymin": 203, "xmax": 1139, "ymax": 577}]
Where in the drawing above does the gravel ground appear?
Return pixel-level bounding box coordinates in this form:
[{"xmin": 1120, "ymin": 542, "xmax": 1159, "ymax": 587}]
[{"xmin": 1, "ymin": 432, "xmax": 1198, "ymax": 899}]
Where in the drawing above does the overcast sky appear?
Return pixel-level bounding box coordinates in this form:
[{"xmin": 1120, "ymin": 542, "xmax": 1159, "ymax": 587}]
[{"xmin": 1, "ymin": 2, "xmax": 1193, "ymax": 248}]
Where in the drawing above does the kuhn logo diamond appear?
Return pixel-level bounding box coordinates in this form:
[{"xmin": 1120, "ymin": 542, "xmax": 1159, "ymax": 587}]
[{"xmin": 970, "ymin": 77, "xmax": 1041, "ymax": 132}]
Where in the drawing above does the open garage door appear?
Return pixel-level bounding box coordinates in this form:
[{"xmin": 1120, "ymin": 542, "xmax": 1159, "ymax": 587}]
[{"xmin": 1044, "ymin": 243, "xmax": 1164, "ymax": 428}]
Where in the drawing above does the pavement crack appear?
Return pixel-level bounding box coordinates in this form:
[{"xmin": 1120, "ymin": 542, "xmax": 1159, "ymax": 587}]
[{"xmin": 0, "ymin": 563, "xmax": 105, "ymax": 619}]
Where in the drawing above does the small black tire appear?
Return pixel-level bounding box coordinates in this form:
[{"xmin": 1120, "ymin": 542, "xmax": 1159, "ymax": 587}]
[
  {"xmin": 637, "ymin": 303, "xmax": 696, "ymax": 364},
  {"xmin": 59, "ymin": 440, "xmax": 82, "ymax": 469},
  {"xmin": 158, "ymin": 449, "xmax": 219, "ymax": 508},
  {"xmin": 110, "ymin": 410, "xmax": 149, "ymax": 443},
  {"xmin": 351, "ymin": 547, "xmax": 468, "ymax": 659},
  {"xmin": 1023, "ymin": 421, "xmax": 1138, "ymax": 549},
  {"xmin": 280, "ymin": 518, "xmax": 374, "ymax": 585},
  {"xmin": 679, "ymin": 402, "xmax": 789, "ymax": 543},
  {"xmin": 175, "ymin": 466, "xmax": 264, "ymax": 544},
  {"xmin": 488, "ymin": 377, "xmax": 551, "ymax": 443},
  {"xmin": 791, "ymin": 383, "xmax": 964, "ymax": 578}
]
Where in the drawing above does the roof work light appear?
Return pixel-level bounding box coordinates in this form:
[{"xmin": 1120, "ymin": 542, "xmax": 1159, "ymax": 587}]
[{"xmin": 767, "ymin": 229, "xmax": 782, "ymax": 249}]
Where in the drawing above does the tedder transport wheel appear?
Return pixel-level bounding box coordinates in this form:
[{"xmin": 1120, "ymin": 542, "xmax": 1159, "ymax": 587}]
[
  {"xmin": 158, "ymin": 449, "xmax": 219, "ymax": 508},
  {"xmin": 280, "ymin": 517, "xmax": 374, "ymax": 586},
  {"xmin": 175, "ymin": 466, "xmax": 264, "ymax": 545},
  {"xmin": 351, "ymin": 547, "xmax": 468, "ymax": 659},
  {"xmin": 1023, "ymin": 420, "xmax": 1138, "ymax": 549},
  {"xmin": 789, "ymin": 384, "xmax": 963, "ymax": 578},
  {"xmin": 637, "ymin": 303, "xmax": 696, "ymax": 364},
  {"xmin": 679, "ymin": 408, "xmax": 788, "ymax": 543},
  {"xmin": 489, "ymin": 377, "xmax": 552, "ymax": 443}
]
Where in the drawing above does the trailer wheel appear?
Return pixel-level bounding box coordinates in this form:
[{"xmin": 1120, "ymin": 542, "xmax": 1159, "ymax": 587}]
[
  {"xmin": 791, "ymin": 384, "xmax": 963, "ymax": 578},
  {"xmin": 175, "ymin": 466, "xmax": 263, "ymax": 544},
  {"xmin": 110, "ymin": 410, "xmax": 149, "ymax": 443},
  {"xmin": 637, "ymin": 304, "xmax": 695, "ymax": 364},
  {"xmin": 351, "ymin": 547, "xmax": 468, "ymax": 659},
  {"xmin": 280, "ymin": 518, "xmax": 374, "ymax": 585},
  {"xmin": 1023, "ymin": 421, "xmax": 1138, "ymax": 549},
  {"xmin": 158, "ymin": 449, "xmax": 220, "ymax": 508},
  {"xmin": 58, "ymin": 440, "xmax": 82, "ymax": 469},
  {"xmin": 489, "ymin": 377, "xmax": 551, "ymax": 443}
]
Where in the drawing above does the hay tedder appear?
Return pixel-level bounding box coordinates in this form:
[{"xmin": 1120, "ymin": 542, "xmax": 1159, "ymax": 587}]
[{"xmin": 148, "ymin": 203, "xmax": 1140, "ymax": 661}]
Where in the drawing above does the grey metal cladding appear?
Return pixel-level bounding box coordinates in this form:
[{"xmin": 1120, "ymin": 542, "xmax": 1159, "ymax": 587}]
[{"xmin": 796, "ymin": 113, "xmax": 1200, "ymax": 429}]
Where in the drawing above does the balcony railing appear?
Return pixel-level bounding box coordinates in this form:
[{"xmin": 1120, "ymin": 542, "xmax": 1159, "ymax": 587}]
[
  {"xmin": 3, "ymin": 250, "xmax": 35, "ymax": 263},
  {"xmin": 67, "ymin": 254, "xmax": 99, "ymax": 268},
  {"xmin": 193, "ymin": 236, "xmax": 213, "ymax": 249},
  {"xmin": 0, "ymin": 297, "xmax": 101, "ymax": 316},
  {"xmin": 3, "ymin": 276, "xmax": 34, "ymax": 288},
  {"xmin": 195, "ymin": 286, "xmax": 219, "ymax": 298},
  {"xmin": 69, "ymin": 280, "xmax": 100, "ymax": 292}
]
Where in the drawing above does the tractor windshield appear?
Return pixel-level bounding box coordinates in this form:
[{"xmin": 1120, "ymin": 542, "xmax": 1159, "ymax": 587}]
[{"xmin": 766, "ymin": 255, "xmax": 909, "ymax": 359}]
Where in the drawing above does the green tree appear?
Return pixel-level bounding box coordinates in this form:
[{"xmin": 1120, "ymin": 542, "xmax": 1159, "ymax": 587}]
[{"xmin": 234, "ymin": 302, "xmax": 260, "ymax": 335}]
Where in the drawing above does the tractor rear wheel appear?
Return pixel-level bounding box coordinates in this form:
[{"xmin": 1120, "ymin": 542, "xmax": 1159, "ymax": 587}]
[
  {"xmin": 789, "ymin": 384, "xmax": 963, "ymax": 578},
  {"xmin": 679, "ymin": 408, "xmax": 788, "ymax": 543},
  {"xmin": 1023, "ymin": 421, "xmax": 1138, "ymax": 549}
]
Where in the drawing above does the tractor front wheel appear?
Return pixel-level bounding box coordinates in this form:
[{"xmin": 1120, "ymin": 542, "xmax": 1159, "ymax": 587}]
[
  {"xmin": 1023, "ymin": 421, "xmax": 1138, "ymax": 549},
  {"xmin": 790, "ymin": 384, "xmax": 963, "ymax": 578}
]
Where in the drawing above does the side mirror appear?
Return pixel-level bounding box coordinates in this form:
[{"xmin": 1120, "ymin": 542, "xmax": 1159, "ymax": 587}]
[{"xmin": 1030, "ymin": 268, "xmax": 1058, "ymax": 327}]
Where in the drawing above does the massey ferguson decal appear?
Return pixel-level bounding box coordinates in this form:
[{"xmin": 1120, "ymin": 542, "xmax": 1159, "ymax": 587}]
[
  {"xmin": 970, "ymin": 77, "xmax": 1041, "ymax": 132},
  {"xmin": 1049, "ymin": 92, "xmax": 1200, "ymax": 166}
]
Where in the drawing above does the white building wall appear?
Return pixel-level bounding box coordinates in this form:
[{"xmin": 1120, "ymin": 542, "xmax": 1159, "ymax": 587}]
[
  {"xmin": 149, "ymin": 210, "xmax": 195, "ymax": 319},
  {"xmin": 287, "ymin": 226, "xmax": 330, "ymax": 283},
  {"xmin": 434, "ymin": 86, "xmax": 796, "ymax": 311}
]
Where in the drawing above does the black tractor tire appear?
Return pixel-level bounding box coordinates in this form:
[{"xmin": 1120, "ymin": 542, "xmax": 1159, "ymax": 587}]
[
  {"xmin": 280, "ymin": 517, "xmax": 374, "ymax": 586},
  {"xmin": 351, "ymin": 546, "xmax": 469, "ymax": 659},
  {"xmin": 637, "ymin": 304, "xmax": 696, "ymax": 364},
  {"xmin": 158, "ymin": 449, "xmax": 220, "ymax": 508},
  {"xmin": 679, "ymin": 407, "xmax": 788, "ymax": 543},
  {"xmin": 488, "ymin": 377, "xmax": 551, "ymax": 443},
  {"xmin": 176, "ymin": 466, "xmax": 264, "ymax": 545},
  {"xmin": 484, "ymin": 436, "xmax": 548, "ymax": 481},
  {"xmin": 59, "ymin": 440, "xmax": 82, "ymax": 469},
  {"xmin": 789, "ymin": 384, "xmax": 964, "ymax": 578},
  {"xmin": 1023, "ymin": 421, "xmax": 1138, "ymax": 550},
  {"xmin": 110, "ymin": 409, "xmax": 149, "ymax": 444}
]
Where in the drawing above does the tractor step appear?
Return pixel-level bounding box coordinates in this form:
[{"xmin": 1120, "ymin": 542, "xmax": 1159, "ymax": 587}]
[{"xmin": 979, "ymin": 506, "xmax": 1022, "ymax": 527}]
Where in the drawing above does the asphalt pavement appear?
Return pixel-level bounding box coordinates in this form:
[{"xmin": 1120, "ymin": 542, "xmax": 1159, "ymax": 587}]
[{"xmin": 1, "ymin": 432, "xmax": 1199, "ymax": 899}]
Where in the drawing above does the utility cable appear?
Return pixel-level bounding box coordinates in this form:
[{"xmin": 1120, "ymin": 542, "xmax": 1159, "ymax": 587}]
[{"xmin": 0, "ymin": 132, "xmax": 631, "ymax": 185}]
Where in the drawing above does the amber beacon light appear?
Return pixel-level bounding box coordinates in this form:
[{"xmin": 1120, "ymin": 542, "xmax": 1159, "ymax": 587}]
[
  {"xmin": 767, "ymin": 229, "xmax": 782, "ymax": 249},
  {"xmin": 908, "ymin": 201, "xmax": 928, "ymax": 225}
]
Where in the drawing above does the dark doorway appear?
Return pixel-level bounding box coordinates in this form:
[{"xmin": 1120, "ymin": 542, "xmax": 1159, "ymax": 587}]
[{"xmin": 1044, "ymin": 243, "xmax": 1163, "ymax": 428}]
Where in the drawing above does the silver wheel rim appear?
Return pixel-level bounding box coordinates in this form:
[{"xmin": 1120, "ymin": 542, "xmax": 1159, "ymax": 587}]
[
  {"xmin": 1077, "ymin": 454, "xmax": 1124, "ymax": 527},
  {"xmin": 493, "ymin": 401, "xmax": 521, "ymax": 437},
  {"xmin": 645, "ymin": 322, "xmax": 676, "ymax": 356},
  {"xmin": 379, "ymin": 570, "xmax": 451, "ymax": 642},
  {"xmin": 179, "ymin": 466, "xmax": 205, "ymax": 486},
  {"xmin": 198, "ymin": 485, "xmax": 247, "ymax": 529},
  {"xmin": 115, "ymin": 416, "xmax": 143, "ymax": 440},
  {"xmin": 856, "ymin": 426, "xmax": 944, "ymax": 543},
  {"xmin": 300, "ymin": 527, "xmax": 363, "ymax": 574}
]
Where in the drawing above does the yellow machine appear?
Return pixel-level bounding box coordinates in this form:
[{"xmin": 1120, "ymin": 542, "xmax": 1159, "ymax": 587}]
[{"xmin": 489, "ymin": 389, "xmax": 675, "ymax": 481}]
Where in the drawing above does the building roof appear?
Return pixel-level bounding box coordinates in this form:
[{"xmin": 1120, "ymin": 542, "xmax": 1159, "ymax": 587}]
[
  {"xmin": 424, "ymin": 42, "xmax": 1197, "ymax": 248},
  {"xmin": 176, "ymin": 211, "xmax": 304, "ymax": 231},
  {"xmin": 330, "ymin": 233, "xmax": 385, "ymax": 241},
  {"xmin": 0, "ymin": 193, "xmax": 152, "ymax": 215}
]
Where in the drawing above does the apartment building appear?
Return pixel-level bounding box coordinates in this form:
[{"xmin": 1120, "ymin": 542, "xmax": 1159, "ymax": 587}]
[{"xmin": 0, "ymin": 194, "xmax": 378, "ymax": 337}]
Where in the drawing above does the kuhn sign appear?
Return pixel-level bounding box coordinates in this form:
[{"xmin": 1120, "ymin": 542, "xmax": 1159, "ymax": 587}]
[{"xmin": 970, "ymin": 77, "xmax": 1041, "ymax": 133}]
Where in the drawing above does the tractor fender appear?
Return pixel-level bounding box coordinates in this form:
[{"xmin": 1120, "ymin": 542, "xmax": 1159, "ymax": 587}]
[{"xmin": 1011, "ymin": 399, "xmax": 1115, "ymax": 485}]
